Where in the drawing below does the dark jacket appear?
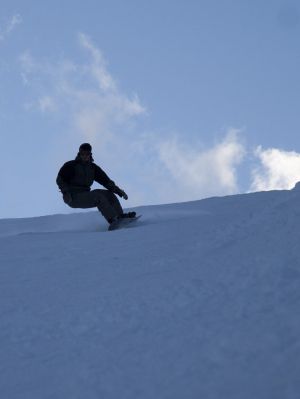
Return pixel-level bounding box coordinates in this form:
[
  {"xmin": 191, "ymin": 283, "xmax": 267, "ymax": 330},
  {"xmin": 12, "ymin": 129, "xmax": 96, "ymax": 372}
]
[{"xmin": 56, "ymin": 155, "xmax": 117, "ymax": 194}]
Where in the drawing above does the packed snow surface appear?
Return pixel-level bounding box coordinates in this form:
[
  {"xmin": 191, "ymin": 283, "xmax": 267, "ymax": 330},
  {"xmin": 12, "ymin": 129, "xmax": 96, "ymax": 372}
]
[{"xmin": 1, "ymin": 189, "xmax": 300, "ymax": 399}]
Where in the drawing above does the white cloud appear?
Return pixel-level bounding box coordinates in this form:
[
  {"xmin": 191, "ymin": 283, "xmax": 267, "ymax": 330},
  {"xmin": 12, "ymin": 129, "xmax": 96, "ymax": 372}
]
[
  {"xmin": 78, "ymin": 33, "xmax": 117, "ymax": 92},
  {"xmin": 7, "ymin": 14, "xmax": 22, "ymax": 34},
  {"xmin": 0, "ymin": 14, "xmax": 22, "ymax": 42},
  {"xmin": 157, "ymin": 129, "xmax": 246, "ymax": 199},
  {"xmin": 250, "ymin": 146, "xmax": 300, "ymax": 191},
  {"xmin": 38, "ymin": 96, "xmax": 57, "ymax": 113},
  {"xmin": 19, "ymin": 51, "xmax": 35, "ymax": 72},
  {"xmin": 19, "ymin": 33, "xmax": 146, "ymax": 144}
]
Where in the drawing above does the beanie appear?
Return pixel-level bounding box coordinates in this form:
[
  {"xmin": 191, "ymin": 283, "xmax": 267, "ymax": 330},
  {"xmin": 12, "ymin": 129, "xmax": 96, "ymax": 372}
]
[{"xmin": 79, "ymin": 143, "xmax": 92, "ymax": 152}]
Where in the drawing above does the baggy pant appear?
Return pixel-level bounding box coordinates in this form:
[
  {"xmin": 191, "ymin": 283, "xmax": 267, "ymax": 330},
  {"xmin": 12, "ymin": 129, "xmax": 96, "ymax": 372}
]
[{"xmin": 66, "ymin": 189, "xmax": 123, "ymax": 222}]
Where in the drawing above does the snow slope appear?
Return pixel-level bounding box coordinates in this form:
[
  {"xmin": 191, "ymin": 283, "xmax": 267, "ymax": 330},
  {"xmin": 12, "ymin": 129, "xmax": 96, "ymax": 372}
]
[{"xmin": 1, "ymin": 189, "xmax": 300, "ymax": 399}]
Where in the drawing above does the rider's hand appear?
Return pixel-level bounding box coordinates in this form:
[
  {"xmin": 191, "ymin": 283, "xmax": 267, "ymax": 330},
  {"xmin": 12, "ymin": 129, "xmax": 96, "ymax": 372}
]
[
  {"xmin": 120, "ymin": 190, "xmax": 128, "ymax": 200},
  {"xmin": 115, "ymin": 187, "xmax": 128, "ymax": 200}
]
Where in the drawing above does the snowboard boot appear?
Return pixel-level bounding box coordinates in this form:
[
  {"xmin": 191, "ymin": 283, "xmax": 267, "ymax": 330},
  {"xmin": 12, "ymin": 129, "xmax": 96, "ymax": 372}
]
[
  {"xmin": 119, "ymin": 211, "xmax": 136, "ymax": 219},
  {"xmin": 107, "ymin": 212, "xmax": 136, "ymax": 225}
]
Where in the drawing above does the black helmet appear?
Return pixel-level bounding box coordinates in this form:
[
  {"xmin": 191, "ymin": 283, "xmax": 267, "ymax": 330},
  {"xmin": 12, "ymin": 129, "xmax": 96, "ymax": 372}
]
[{"xmin": 79, "ymin": 143, "xmax": 92, "ymax": 152}]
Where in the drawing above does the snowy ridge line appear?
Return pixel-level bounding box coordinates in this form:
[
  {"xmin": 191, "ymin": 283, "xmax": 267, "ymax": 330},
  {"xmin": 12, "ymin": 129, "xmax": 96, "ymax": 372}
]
[{"xmin": 0, "ymin": 189, "xmax": 296, "ymax": 238}]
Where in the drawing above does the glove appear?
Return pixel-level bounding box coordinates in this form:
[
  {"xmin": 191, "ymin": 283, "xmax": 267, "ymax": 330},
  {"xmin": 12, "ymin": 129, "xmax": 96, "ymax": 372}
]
[
  {"xmin": 63, "ymin": 192, "xmax": 72, "ymax": 205},
  {"xmin": 115, "ymin": 187, "xmax": 128, "ymax": 200},
  {"xmin": 120, "ymin": 190, "xmax": 128, "ymax": 200}
]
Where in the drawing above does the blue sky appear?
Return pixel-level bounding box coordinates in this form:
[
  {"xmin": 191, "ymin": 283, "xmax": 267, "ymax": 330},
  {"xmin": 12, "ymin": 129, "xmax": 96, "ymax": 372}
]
[{"xmin": 1, "ymin": 0, "xmax": 300, "ymax": 218}]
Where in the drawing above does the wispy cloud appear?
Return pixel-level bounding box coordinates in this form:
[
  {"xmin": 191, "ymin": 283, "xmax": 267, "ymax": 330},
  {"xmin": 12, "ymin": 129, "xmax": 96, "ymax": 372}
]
[
  {"xmin": 38, "ymin": 96, "xmax": 57, "ymax": 113},
  {"xmin": 157, "ymin": 129, "xmax": 246, "ymax": 200},
  {"xmin": 0, "ymin": 14, "xmax": 22, "ymax": 42},
  {"xmin": 78, "ymin": 33, "xmax": 117, "ymax": 92},
  {"xmin": 250, "ymin": 146, "xmax": 300, "ymax": 191},
  {"xmin": 19, "ymin": 33, "xmax": 146, "ymax": 144}
]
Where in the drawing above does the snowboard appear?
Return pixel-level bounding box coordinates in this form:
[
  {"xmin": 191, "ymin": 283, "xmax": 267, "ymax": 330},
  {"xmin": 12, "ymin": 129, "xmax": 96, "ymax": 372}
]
[{"xmin": 108, "ymin": 215, "xmax": 142, "ymax": 231}]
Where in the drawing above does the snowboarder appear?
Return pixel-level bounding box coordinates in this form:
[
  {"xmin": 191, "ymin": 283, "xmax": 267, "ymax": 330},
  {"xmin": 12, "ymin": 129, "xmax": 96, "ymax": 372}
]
[{"xmin": 56, "ymin": 143, "xmax": 136, "ymax": 227}]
